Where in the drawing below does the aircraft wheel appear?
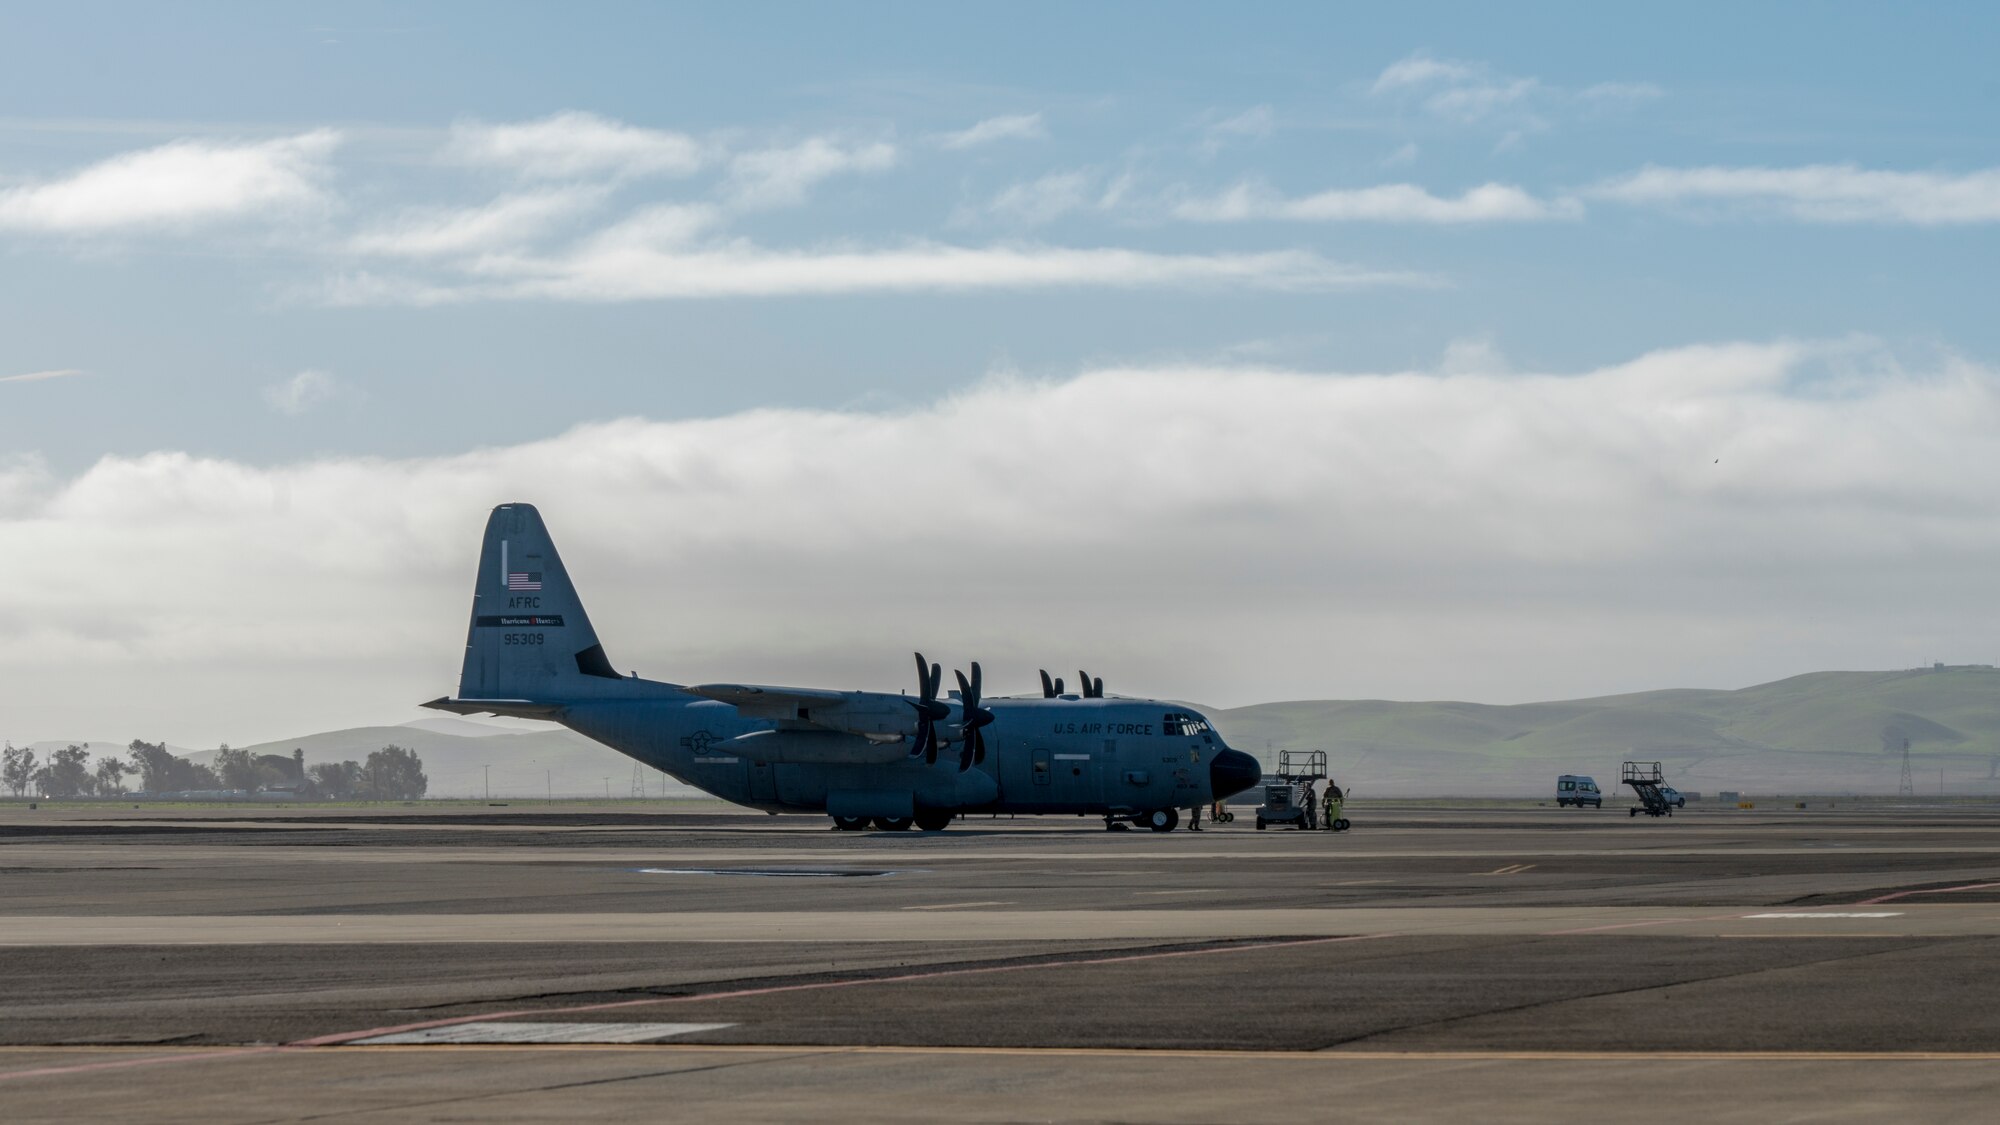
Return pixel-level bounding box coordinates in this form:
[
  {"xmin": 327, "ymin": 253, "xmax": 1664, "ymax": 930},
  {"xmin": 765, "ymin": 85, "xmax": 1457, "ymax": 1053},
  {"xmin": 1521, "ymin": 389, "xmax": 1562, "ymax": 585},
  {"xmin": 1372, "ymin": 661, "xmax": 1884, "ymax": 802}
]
[
  {"xmin": 1629, "ymin": 807, "xmax": 1639, "ymax": 817},
  {"xmin": 1255, "ymin": 817, "xmax": 1267, "ymax": 830},
  {"xmin": 913, "ymin": 809, "xmax": 954, "ymax": 832},
  {"xmin": 873, "ymin": 816, "xmax": 913, "ymax": 831},
  {"xmin": 832, "ymin": 815, "xmax": 871, "ymax": 831},
  {"xmin": 1143, "ymin": 808, "xmax": 1179, "ymax": 832}
]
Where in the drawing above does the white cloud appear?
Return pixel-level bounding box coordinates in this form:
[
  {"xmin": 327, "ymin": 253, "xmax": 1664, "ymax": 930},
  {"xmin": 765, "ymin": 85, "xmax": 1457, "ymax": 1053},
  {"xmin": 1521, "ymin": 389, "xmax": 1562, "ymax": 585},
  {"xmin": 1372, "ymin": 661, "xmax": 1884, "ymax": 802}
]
[
  {"xmin": 1194, "ymin": 105, "xmax": 1275, "ymax": 157},
  {"xmin": 1207, "ymin": 105, "xmax": 1275, "ymax": 140},
  {"xmin": 0, "ymin": 131, "xmax": 339, "ymax": 233},
  {"xmin": 1370, "ymin": 53, "xmax": 1539, "ymax": 124},
  {"xmin": 939, "ymin": 113, "xmax": 1046, "ymax": 149},
  {"xmin": 1591, "ymin": 164, "xmax": 2000, "ymax": 224},
  {"xmin": 263, "ymin": 370, "xmax": 340, "ymax": 415},
  {"xmin": 346, "ymin": 187, "xmax": 607, "ymax": 259},
  {"xmin": 326, "ymin": 239, "xmax": 1419, "ymax": 305},
  {"xmin": 1, "ymin": 369, "xmax": 85, "ymax": 384},
  {"xmin": 5, "ymin": 340, "xmax": 1997, "ymax": 742},
  {"xmin": 724, "ymin": 137, "xmax": 898, "ymax": 209},
  {"xmin": 1371, "ymin": 56, "xmax": 1479, "ymax": 94},
  {"xmin": 1369, "ymin": 53, "xmax": 1655, "ymax": 133},
  {"xmin": 442, "ymin": 112, "xmax": 705, "ymax": 179},
  {"xmin": 979, "ymin": 170, "xmax": 1099, "ymax": 226},
  {"xmin": 1175, "ymin": 181, "xmax": 1580, "ymax": 223},
  {"xmin": 1437, "ymin": 336, "xmax": 1511, "ymax": 375},
  {"xmin": 1423, "ymin": 78, "xmax": 1539, "ymax": 123}
]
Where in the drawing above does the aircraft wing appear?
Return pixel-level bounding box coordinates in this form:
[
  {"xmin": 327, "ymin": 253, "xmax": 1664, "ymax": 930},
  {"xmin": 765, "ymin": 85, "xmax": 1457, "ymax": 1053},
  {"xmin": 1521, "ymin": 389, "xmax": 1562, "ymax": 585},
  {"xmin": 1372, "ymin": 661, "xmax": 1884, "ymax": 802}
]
[{"xmin": 687, "ymin": 683, "xmax": 919, "ymax": 740}]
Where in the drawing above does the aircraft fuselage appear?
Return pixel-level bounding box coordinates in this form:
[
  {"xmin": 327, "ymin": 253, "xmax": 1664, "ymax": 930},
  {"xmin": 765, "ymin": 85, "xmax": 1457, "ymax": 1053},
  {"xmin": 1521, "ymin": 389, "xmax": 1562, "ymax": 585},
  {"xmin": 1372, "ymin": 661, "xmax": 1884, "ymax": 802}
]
[{"xmin": 559, "ymin": 689, "xmax": 1244, "ymax": 817}]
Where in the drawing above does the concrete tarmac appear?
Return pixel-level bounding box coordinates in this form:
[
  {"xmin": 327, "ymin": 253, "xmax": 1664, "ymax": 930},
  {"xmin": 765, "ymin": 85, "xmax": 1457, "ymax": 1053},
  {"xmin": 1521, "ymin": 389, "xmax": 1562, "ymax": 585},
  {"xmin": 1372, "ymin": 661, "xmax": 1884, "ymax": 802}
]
[{"xmin": 3, "ymin": 801, "xmax": 1998, "ymax": 1122}]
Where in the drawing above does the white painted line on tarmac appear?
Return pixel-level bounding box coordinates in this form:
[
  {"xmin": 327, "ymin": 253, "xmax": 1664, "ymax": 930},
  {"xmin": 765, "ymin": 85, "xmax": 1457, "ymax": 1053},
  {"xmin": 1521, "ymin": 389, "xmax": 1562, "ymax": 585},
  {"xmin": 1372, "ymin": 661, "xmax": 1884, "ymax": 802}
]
[
  {"xmin": 1743, "ymin": 912, "xmax": 1904, "ymax": 919},
  {"xmin": 901, "ymin": 901, "xmax": 1014, "ymax": 910},
  {"xmin": 351, "ymin": 1022, "xmax": 735, "ymax": 1046}
]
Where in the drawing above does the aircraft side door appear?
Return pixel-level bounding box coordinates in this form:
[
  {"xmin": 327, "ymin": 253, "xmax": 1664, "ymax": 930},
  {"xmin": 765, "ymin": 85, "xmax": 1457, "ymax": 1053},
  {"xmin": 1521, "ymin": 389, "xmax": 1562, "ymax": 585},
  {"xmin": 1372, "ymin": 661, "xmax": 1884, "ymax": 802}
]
[{"xmin": 1049, "ymin": 744, "xmax": 1097, "ymax": 809}]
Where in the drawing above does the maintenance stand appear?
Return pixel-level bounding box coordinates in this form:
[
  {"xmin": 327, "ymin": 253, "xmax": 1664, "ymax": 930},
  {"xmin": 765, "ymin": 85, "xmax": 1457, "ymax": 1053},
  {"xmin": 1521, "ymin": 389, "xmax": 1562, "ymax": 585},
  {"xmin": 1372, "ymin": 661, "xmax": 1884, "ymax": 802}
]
[
  {"xmin": 1256, "ymin": 749, "xmax": 1325, "ymax": 830},
  {"xmin": 1622, "ymin": 760, "xmax": 1673, "ymax": 817}
]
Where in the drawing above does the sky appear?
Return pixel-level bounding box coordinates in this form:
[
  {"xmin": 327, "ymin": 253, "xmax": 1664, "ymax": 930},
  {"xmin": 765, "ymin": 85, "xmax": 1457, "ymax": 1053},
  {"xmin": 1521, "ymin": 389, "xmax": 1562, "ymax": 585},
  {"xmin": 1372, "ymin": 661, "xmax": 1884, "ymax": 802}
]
[{"xmin": 3, "ymin": 2, "xmax": 1999, "ymax": 747}]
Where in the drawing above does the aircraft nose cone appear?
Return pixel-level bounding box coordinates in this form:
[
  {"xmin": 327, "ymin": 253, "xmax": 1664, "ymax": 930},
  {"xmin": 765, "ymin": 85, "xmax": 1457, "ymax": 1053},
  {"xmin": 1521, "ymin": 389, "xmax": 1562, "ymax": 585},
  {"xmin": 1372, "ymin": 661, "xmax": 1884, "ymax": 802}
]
[{"xmin": 1209, "ymin": 748, "xmax": 1262, "ymax": 800}]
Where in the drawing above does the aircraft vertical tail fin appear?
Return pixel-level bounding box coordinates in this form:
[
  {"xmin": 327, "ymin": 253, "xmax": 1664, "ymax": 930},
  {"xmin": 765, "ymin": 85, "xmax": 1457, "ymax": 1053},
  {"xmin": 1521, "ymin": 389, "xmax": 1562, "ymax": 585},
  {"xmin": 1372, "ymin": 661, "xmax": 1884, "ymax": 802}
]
[{"xmin": 454, "ymin": 503, "xmax": 621, "ymax": 702}]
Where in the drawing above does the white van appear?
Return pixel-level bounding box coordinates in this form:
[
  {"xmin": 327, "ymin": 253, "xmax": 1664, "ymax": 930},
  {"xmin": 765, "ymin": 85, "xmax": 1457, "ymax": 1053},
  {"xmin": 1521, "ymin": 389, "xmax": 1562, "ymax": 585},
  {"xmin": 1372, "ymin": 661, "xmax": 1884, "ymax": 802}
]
[{"xmin": 1556, "ymin": 775, "xmax": 1602, "ymax": 808}]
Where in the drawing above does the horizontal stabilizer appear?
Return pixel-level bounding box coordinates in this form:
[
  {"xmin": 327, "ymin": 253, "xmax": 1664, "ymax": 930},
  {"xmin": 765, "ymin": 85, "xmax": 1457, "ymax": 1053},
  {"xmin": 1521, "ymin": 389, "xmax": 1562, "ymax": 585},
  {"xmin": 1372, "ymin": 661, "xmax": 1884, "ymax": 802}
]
[{"xmin": 421, "ymin": 696, "xmax": 568, "ymax": 720}]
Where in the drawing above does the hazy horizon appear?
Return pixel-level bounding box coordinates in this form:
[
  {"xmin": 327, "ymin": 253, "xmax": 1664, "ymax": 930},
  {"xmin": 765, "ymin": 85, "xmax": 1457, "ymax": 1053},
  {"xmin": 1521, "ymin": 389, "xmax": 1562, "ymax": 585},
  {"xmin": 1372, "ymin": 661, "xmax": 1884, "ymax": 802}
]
[{"xmin": 7, "ymin": 662, "xmax": 1986, "ymax": 753}]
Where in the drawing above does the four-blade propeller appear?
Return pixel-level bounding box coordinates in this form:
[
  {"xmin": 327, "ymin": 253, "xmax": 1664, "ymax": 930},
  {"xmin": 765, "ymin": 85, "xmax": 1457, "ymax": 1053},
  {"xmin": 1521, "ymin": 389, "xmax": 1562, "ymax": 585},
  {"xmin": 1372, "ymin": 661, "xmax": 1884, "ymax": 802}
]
[
  {"xmin": 905, "ymin": 652, "xmax": 950, "ymax": 765},
  {"xmin": 954, "ymin": 663, "xmax": 996, "ymax": 771},
  {"xmin": 1077, "ymin": 669, "xmax": 1105, "ymax": 698},
  {"xmin": 1039, "ymin": 669, "xmax": 1066, "ymax": 698}
]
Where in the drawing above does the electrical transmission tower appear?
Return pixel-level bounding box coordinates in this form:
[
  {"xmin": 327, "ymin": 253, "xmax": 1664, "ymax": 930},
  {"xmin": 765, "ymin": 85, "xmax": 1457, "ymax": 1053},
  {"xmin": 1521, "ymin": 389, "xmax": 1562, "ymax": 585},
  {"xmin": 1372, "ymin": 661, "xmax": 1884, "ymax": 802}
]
[
  {"xmin": 1897, "ymin": 737, "xmax": 1914, "ymax": 797},
  {"xmin": 628, "ymin": 762, "xmax": 646, "ymax": 798}
]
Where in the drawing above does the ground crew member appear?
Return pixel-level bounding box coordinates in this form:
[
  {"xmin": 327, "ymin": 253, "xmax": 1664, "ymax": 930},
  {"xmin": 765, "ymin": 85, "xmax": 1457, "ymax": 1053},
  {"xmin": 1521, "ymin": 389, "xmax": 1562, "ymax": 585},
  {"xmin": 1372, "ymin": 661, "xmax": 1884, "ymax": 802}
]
[
  {"xmin": 1188, "ymin": 801, "xmax": 1203, "ymax": 831},
  {"xmin": 1324, "ymin": 782, "xmax": 1345, "ymax": 830}
]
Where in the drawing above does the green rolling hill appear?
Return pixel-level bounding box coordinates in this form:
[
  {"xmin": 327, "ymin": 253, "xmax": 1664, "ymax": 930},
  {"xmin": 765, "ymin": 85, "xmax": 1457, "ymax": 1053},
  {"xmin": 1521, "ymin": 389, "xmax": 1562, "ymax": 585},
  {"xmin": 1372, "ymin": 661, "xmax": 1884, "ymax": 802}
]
[{"xmin": 1215, "ymin": 667, "xmax": 2000, "ymax": 797}]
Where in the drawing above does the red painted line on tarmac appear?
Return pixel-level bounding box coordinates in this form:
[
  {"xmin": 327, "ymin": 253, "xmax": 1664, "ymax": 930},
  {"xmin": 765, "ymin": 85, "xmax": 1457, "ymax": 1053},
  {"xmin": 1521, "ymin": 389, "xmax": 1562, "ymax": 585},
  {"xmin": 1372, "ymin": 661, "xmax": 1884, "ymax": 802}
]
[
  {"xmin": 288, "ymin": 932, "xmax": 1404, "ymax": 1048},
  {"xmin": 1855, "ymin": 880, "xmax": 2000, "ymax": 906},
  {"xmin": 0, "ymin": 1046, "xmax": 278, "ymax": 1083}
]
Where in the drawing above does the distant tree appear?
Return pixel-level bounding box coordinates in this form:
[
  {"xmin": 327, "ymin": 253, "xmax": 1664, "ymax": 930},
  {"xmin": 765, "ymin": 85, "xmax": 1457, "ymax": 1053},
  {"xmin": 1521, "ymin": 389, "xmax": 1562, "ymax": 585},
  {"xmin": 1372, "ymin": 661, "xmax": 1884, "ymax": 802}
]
[
  {"xmin": 362, "ymin": 745, "xmax": 428, "ymax": 801},
  {"xmin": 214, "ymin": 747, "xmax": 262, "ymax": 791},
  {"xmin": 33, "ymin": 745, "xmax": 96, "ymax": 799},
  {"xmin": 3, "ymin": 745, "xmax": 37, "ymax": 797},
  {"xmin": 126, "ymin": 740, "xmax": 220, "ymax": 793},
  {"xmin": 127, "ymin": 740, "xmax": 174, "ymax": 790},
  {"xmin": 93, "ymin": 756, "xmax": 129, "ymax": 796},
  {"xmin": 308, "ymin": 760, "xmax": 363, "ymax": 800}
]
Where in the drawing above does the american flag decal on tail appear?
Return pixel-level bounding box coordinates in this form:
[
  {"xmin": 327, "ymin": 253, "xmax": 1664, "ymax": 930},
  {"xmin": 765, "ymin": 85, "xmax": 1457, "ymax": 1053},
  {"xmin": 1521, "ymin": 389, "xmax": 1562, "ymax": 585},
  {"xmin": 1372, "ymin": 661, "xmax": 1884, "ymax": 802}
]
[{"xmin": 499, "ymin": 540, "xmax": 542, "ymax": 591}]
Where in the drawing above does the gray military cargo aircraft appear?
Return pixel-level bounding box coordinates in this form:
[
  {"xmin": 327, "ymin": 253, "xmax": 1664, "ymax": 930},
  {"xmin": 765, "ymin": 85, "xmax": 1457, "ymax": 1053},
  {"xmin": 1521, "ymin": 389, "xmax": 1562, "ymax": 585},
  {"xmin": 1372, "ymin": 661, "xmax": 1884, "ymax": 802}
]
[{"xmin": 424, "ymin": 503, "xmax": 1264, "ymax": 831}]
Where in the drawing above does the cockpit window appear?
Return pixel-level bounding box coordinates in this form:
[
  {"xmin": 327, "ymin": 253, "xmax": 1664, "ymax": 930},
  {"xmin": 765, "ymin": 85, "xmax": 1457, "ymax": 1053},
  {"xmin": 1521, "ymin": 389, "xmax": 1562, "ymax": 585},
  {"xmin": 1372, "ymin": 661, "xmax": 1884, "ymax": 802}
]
[{"xmin": 1162, "ymin": 712, "xmax": 1211, "ymax": 736}]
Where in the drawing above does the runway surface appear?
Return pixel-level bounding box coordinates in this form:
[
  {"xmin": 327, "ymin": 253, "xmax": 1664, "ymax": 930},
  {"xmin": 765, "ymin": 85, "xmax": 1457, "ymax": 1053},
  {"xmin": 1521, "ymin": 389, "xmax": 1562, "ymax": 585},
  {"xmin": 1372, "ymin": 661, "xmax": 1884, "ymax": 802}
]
[{"xmin": 3, "ymin": 801, "xmax": 1998, "ymax": 1122}]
